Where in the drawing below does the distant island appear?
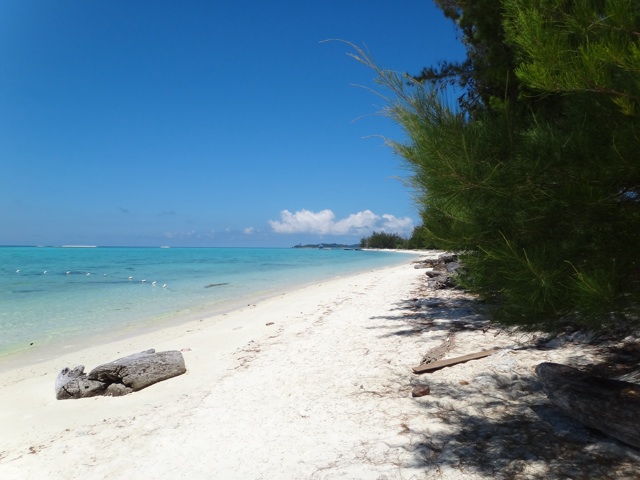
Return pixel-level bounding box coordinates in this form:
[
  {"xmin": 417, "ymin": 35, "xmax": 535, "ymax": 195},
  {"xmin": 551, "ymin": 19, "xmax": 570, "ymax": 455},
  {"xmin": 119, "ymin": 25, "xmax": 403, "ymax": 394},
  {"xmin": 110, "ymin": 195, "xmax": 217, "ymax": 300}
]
[{"xmin": 293, "ymin": 243, "xmax": 361, "ymax": 249}]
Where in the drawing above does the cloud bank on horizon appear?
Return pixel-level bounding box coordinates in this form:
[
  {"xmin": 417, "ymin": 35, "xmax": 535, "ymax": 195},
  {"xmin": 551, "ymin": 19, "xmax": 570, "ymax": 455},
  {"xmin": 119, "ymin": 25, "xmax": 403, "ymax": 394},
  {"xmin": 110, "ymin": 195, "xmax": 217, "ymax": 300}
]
[
  {"xmin": 159, "ymin": 209, "xmax": 414, "ymax": 246},
  {"xmin": 269, "ymin": 209, "xmax": 413, "ymax": 236}
]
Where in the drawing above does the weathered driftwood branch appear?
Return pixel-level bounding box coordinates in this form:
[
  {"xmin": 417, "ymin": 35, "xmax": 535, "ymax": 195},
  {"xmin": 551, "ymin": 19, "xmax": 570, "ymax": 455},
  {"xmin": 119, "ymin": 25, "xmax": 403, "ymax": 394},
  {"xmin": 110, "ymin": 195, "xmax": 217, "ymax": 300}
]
[
  {"xmin": 420, "ymin": 334, "xmax": 455, "ymax": 365},
  {"xmin": 56, "ymin": 349, "xmax": 186, "ymax": 400},
  {"xmin": 412, "ymin": 348, "xmax": 500, "ymax": 374},
  {"xmin": 536, "ymin": 362, "xmax": 640, "ymax": 448}
]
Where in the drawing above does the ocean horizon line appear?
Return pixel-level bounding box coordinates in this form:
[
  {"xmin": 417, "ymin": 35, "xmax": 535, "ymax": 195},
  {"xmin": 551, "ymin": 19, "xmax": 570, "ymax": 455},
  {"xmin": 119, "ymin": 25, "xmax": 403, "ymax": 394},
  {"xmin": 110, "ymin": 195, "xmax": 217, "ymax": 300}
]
[{"xmin": 0, "ymin": 244, "xmax": 304, "ymax": 249}]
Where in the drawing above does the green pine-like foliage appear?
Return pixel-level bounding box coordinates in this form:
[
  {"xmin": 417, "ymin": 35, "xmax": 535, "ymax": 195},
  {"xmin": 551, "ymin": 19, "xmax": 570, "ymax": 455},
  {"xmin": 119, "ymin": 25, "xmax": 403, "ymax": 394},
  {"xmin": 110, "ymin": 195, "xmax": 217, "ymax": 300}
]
[
  {"xmin": 360, "ymin": 231, "xmax": 408, "ymax": 249},
  {"xmin": 352, "ymin": 0, "xmax": 640, "ymax": 332}
]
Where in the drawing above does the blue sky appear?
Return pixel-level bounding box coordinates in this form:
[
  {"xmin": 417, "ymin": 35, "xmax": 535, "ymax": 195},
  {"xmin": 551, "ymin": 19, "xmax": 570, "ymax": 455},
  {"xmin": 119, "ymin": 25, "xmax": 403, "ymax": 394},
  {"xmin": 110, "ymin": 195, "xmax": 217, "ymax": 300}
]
[{"xmin": 1, "ymin": 1, "xmax": 465, "ymax": 247}]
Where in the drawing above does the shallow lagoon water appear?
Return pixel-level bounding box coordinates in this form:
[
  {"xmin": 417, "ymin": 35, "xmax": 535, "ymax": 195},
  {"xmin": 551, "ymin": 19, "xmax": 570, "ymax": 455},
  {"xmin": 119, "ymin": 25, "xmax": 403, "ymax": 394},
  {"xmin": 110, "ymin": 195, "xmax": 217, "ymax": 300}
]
[{"xmin": 0, "ymin": 247, "xmax": 413, "ymax": 358}]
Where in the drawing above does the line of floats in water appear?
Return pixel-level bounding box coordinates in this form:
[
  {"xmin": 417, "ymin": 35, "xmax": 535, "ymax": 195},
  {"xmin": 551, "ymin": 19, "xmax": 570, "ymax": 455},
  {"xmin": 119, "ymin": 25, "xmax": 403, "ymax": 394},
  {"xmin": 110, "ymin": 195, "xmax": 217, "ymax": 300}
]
[{"xmin": 14, "ymin": 269, "xmax": 168, "ymax": 288}]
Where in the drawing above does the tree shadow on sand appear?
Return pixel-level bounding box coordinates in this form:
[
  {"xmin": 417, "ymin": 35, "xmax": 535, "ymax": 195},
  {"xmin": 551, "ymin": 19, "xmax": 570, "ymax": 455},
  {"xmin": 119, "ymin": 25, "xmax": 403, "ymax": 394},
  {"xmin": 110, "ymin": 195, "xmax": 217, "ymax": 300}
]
[
  {"xmin": 368, "ymin": 289, "xmax": 640, "ymax": 479},
  {"xmin": 407, "ymin": 372, "xmax": 640, "ymax": 479},
  {"xmin": 367, "ymin": 294, "xmax": 490, "ymax": 339}
]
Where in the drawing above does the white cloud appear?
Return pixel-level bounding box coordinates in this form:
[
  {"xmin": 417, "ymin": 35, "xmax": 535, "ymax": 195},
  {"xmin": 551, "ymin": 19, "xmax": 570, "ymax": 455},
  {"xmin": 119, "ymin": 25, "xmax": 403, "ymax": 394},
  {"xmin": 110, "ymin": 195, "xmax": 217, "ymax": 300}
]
[
  {"xmin": 243, "ymin": 227, "xmax": 256, "ymax": 235},
  {"xmin": 269, "ymin": 209, "xmax": 414, "ymax": 236},
  {"xmin": 269, "ymin": 209, "xmax": 336, "ymax": 234},
  {"xmin": 380, "ymin": 213, "xmax": 414, "ymax": 232},
  {"xmin": 333, "ymin": 210, "xmax": 379, "ymax": 235}
]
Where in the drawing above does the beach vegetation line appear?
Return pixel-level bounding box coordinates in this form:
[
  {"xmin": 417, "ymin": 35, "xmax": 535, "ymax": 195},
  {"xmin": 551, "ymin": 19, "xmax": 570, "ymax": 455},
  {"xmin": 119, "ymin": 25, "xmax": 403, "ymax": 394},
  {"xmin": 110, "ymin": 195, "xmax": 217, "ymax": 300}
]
[{"xmin": 349, "ymin": 0, "xmax": 640, "ymax": 332}]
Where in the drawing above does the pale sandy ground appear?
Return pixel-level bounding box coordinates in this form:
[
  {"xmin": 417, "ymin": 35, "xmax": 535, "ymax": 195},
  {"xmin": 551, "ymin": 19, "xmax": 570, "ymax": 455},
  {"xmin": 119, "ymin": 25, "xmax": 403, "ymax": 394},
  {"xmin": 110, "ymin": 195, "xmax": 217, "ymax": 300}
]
[{"xmin": 1, "ymin": 253, "xmax": 639, "ymax": 479}]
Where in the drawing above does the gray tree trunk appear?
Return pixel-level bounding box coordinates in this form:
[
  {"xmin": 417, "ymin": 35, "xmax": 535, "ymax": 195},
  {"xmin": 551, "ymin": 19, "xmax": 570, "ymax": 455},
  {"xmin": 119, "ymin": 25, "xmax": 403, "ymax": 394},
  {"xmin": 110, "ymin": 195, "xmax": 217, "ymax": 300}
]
[
  {"xmin": 56, "ymin": 349, "xmax": 186, "ymax": 400},
  {"xmin": 536, "ymin": 362, "xmax": 640, "ymax": 448}
]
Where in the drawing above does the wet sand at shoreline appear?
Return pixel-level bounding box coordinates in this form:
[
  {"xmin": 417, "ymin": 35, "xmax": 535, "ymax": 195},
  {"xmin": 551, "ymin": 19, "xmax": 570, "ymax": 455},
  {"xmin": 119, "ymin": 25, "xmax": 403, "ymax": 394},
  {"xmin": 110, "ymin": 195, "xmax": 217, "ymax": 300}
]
[{"xmin": 1, "ymin": 254, "xmax": 638, "ymax": 479}]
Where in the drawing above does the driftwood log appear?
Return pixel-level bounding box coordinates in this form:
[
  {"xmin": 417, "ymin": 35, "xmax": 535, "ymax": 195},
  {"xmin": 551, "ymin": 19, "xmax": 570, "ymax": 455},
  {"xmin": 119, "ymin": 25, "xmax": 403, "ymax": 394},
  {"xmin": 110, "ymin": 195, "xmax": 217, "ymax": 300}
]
[
  {"xmin": 412, "ymin": 348, "xmax": 500, "ymax": 374},
  {"xmin": 536, "ymin": 362, "xmax": 640, "ymax": 448},
  {"xmin": 56, "ymin": 349, "xmax": 186, "ymax": 400}
]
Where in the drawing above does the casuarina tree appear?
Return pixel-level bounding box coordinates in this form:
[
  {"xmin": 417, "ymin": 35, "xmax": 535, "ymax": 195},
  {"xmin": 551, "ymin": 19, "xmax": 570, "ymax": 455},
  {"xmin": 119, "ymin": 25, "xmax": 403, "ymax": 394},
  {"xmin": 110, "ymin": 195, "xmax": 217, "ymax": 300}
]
[{"xmin": 352, "ymin": 0, "xmax": 640, "ymax": 332}]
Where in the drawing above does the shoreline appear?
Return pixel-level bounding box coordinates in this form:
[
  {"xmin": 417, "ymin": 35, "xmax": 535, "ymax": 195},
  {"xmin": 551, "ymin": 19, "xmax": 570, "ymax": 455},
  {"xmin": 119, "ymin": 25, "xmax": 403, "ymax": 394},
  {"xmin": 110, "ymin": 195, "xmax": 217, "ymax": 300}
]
[
  {"xmin": 0, "ymin": 257, "xmax": 436, "ymax": 478},
  {"xmin": 3, "ymin": 252, "xmax": 634, "ymax": 479},
  {"xmin": 0, "ymin": 249, "xmax": 424, "ymax": 373}
]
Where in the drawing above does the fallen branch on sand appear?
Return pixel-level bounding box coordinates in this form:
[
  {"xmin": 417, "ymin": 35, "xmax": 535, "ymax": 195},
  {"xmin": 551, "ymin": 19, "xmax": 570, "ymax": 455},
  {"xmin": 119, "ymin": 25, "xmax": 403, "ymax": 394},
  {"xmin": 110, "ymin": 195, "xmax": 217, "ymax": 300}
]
[
  {"xmin": 55, "ymin": 349, "xmax": 186, "ymax": 400},
  {"xmin": 536, "ymin": 362, "xmax": 640, "ymax": 448},
  {"xmin": 412, "ymin": 348, "xmax": 501, "ymax": 374},
  {"xmin": 419, "ymin": 334, "xmax": 455, "ymax": 365}
]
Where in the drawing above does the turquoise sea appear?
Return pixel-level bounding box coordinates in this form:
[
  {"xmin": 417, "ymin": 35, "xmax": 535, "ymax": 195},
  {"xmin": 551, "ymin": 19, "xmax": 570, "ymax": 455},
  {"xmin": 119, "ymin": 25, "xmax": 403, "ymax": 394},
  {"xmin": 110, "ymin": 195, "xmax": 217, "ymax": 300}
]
[{"xmin": 0, "ymin": 246, "xmax": 414, "ymax": 361}]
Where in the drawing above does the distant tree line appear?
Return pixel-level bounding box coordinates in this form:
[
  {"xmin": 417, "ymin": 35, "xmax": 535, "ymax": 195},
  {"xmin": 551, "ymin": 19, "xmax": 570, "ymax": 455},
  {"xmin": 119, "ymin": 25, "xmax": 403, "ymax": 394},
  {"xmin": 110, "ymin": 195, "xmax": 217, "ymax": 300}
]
[
  {"xmin": 353, "ymin": 0, "xmax": 640, "ymax": 333},
  {"xmin": 360, "ymin": 231, "xmax": 406, "ymax": 249},
  {"xmin": 360, "ymin": 228, "xmax": 436, "ymax": 250}
]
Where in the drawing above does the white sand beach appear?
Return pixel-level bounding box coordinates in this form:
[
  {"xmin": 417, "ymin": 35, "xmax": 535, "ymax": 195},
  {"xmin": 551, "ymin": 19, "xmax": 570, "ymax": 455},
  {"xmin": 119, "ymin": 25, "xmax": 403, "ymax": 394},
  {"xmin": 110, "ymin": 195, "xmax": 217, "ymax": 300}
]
[{"xmin": 1, "ymin": 254, "xmax": 639, "ymax": 479}]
